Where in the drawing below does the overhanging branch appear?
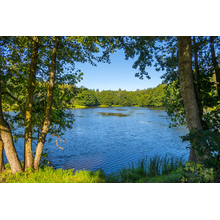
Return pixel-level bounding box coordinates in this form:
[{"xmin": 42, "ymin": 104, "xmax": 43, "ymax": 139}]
[{"xmin": 1, "ymin": 91, "xmax": 23, "ymax": 103}]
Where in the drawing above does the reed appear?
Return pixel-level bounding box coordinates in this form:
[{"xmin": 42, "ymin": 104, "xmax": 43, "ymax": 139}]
[{"xmin": 104, "ymin": 155, "xmax": 186, "ymax": 183}]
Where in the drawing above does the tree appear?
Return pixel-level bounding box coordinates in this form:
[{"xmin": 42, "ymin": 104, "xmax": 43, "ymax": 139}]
[
  {"xmin": 33, "ymin": 36, "xmax": 60, "ymax": 170},
  {"xmin": 113, "ymin": 89, "xmax": 122, "ymax": 106},
  {"xmin": 0, "ymin": 36, "xmax": 119, "ymax": 173},
  {"xmin": 177, "ymin": 36, "xmax": 203, "ymax": 163},
  {"xmin": 0, "ymin": 74, "xmax": 23, "ymax": 174},
  {"xmin": 0, "ymin": 138, "xmax": 4, "ymax": 173},
  {"xmin": 119, "ymin": 36, "xmax": 208, "ymax": 163},
  {"xmin": 210, "ymin": 36, "xmax": 220, "ymax": 98},
  {"xmin": 24, "ymin": 36, "xmax": 39, "ymax": 170},
  {"xmin": 95, "ymin": 89, "xmax": 100, "ymax": 105},
  {"xmin": 75, "ymin": 89, "xmax": 98, "ymax": 106},
  {"xmin": 148, "ymin": 84, "xmax": 165, "ymax": 107},
  {"xmin": 100, "ymin": 90, "xmax": 114, "ymax": 106},
  {"xmin": 0, "ymin": 36, "xmax": 23, "ymax": 174}
]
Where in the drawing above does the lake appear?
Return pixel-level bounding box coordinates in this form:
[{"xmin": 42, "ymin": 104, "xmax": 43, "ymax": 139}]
[{"xmin": 4, "ymin": 107, "xmax": 190, "ymax": 173}]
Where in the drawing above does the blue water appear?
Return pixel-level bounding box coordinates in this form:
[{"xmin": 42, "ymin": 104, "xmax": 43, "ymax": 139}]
[{"xmin": 4, "ymin": 107, "xmax": 190, "ymax": 173}]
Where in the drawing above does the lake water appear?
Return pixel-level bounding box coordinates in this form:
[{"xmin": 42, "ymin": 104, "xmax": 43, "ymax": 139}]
[{"xmin": 4, "ymin": 107, "xmax": 190, "ymax": 173}]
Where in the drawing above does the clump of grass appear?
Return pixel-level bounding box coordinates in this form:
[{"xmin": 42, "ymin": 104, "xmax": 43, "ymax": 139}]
[
  {"xmin": 114, "ymin": 109, "xmax": 128, "ymax": 111},
  {"xmin": 97, "ymin": 112, "xmax": 130, "ymax": 117},
  {"xmin": 104, "ymin": 155, "xmax": 185, "ymax": 183}
]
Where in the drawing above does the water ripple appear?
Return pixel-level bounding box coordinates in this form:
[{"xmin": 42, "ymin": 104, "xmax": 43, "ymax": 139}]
[{"xmin": 5, "ymin": 107, "xmax": 190, "ymax": 174}]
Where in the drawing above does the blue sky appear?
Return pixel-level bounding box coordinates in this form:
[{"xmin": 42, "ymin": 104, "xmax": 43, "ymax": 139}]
[{"xmin": 75, "ymin": 49, "xmax": 165, "ymax": 91}]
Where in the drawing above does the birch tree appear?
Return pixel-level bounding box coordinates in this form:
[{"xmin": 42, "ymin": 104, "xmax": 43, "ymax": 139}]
[{"xmin": 0, "ymin": 36, "xmax": 118, "ymax": 173}]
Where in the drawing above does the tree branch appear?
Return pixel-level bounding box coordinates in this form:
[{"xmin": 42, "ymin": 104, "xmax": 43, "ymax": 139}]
[
  {"xmin": 1, "ymin": 91, "xmax": 23, "ymax": 103},
  {"xmin": 37, "ymin": 66, "xmax": 48, "ymax": 75},
  {"xmin": 27, "ymin": 36, "xmax": 53, "ymax": 49}
]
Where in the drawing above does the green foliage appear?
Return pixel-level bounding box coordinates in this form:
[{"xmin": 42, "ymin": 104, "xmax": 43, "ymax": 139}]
[
  {"xmin": 1, "ymin": 36, "xmax": 121, "ymax": 168},
  {"xmin": 164, "ymin": 79, "xmax": 186, "ymax": 128},
  {"xmin": 174, "ymin": 161, "xmax": 216, "ymax": 183},
  {"xmin": 75, "ymin": 88, "xmax": 98, "ymax": 107},
  {"xmin": 73, "ymin": 84, "xmax": 166, "ymax": 108},
  {"xmin": 182, "ymin": 129, "xmax": 220, "ymax": 168}
]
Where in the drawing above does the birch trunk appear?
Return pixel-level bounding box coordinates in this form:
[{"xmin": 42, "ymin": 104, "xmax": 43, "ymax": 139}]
[
  {"xmin": 24, "ymin": 36, "xmax": 39, "ymax": 170},
  {"xmin": 0, "ymin": 138, "xmax": 4, "ymax": 173},
  {"xmin": 33, "ymin": 36, "xmax": 60, "ymax": 170},
  {"xmin": 0, "ymin": 75, "xmax": 23, "ymax": 174}
]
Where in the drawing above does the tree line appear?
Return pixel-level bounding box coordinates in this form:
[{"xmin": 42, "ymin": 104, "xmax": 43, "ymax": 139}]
[
  {"xmin": 1, "ymin": 36, "xmax": 220, "ymax": 178},
  {"xmin": 74, "ymin": 84, "xmax": 165, "ymax": 107}
]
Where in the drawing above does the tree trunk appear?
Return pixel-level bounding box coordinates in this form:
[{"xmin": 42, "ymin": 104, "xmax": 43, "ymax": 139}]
[
  {"xmin": 193, "ymin": 36, "xmax": 203, "ymax": 119},
  {"xmin": 209, "ymin": 36, "xmax": 220, "ymax": 179},
  {"xmin": 0, "ymin": 138, "xmax": 4, "ymax": 173},
  {"xmin": 210, "ymin": 36, "xmax": 220, "ymax": 99},
  {"xmin": 24, "ymin": 36, "xmax": 39, "ymax": 170},
  {"xmin": 178, "ymin": 36, "xmax": 203, "ymax": 163},
  {"xmin": 33, "ymin": 36, "xmax": 60, "ymax": 170},
  {"xmin": 0, "ymin": 74, "xmax": 23, "ymax": 174}
]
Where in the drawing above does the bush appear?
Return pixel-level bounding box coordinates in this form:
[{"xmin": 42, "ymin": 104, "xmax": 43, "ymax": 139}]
[{"xmin": 173, "ymin": 161, "xmax": 216, "ymax": 183}]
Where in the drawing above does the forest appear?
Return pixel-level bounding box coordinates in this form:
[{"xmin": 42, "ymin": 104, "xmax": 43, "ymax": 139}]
[
  {"xmin": 74, "ymin": 84, "xmax": 165, "ymax": 107},
  {"xmin": 1, "ymin": 36, "xmax": 220, "ymax": 183}
]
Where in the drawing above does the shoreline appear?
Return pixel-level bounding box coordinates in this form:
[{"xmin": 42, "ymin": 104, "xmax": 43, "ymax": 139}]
[{"xmin": 71, "ymin": 105, "xmax": 166, "ymax": 109}]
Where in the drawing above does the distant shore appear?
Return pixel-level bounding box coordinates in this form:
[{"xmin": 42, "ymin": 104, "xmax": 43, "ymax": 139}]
[{"xmin": 72, "ymin": 105, "xmax": 165, "ymax": 109}]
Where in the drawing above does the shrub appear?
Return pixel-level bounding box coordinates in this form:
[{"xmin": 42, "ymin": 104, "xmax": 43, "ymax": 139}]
[{"xmin": 174, "ymin": 161, "xmax": 216, "ymax": 183}]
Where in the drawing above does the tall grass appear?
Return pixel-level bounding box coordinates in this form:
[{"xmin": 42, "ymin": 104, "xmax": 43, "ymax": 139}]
[{"xmin": 105, "ymin": 155, "xmax": 185, "ymax": 183}]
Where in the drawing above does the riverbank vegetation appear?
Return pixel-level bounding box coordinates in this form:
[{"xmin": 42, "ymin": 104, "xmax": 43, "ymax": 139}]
[{"xmin": 0, "ymin": 155, "xmax": 215, "ymax": 183}]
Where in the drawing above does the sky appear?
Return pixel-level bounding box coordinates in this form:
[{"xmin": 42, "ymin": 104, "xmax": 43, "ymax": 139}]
[{"xmin": 75, "ymin": 49, "xmax": 165, "ymax": 91}]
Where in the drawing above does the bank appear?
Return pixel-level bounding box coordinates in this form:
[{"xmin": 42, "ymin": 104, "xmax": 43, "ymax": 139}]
[{"xmin": 0, "ymin": 156, "xmax": 216, "ymax": 183}]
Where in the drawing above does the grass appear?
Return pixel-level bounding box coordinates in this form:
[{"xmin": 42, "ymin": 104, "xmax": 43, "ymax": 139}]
[
  {"xmin": 3, "ymin": 155, "xmax": 215, "ymax": 183},
  {"xmin": 104, "ymin": 155, "xmax": 185, "ymax": 183},
  {"xmin": 72, "ymin": 105, "xmax": 88, "ymax": 109},
  {"xmin": 99, "ymin": 105, "xmax": 111, "ymax": 108},
  {"xmin": 0, "ymin": 166, "xmax": 105, "ymax": 183},
  {"xmin": 114, "ymin": 109, "xmax": 128, "ymax": 111},
  {"xmin": 97, "ymin": 112, "xmax": 130, "ymax": 117}
]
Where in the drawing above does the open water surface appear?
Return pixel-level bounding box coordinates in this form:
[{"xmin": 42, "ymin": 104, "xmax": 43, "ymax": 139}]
[{"xmin": 4, "ymin": 107, "xmax": 190, "ymax": 174}]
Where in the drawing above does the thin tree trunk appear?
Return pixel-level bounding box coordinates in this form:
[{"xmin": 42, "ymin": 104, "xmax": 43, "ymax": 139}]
[
  {"xmin": 24, "ymin": 36, "xmax": 39, "ymax": 170},
  {"xmin": 33, "ymin": 36, "xmax": 60, "ymax": 170},
  {"xmin": 209, "ymin": 36, "xmax": 220, "ymax": 180},
  {"xmin": 0, "ymin": 138, "xmax": 4, "ymax": 173},
  {"xmin": 0, "ymin": 74, "xmax": 23, "ymax": 174},
  {"xmin": 210, "ymin": 36, "xmax": 220, "ymax": 99},
  {"xmin": 178, "ymin": 36, "xmax": 203, "ymax": 163},
  {"xmin": 193, "ymin": 36, "xmax": 203, "ymax": 119}
]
